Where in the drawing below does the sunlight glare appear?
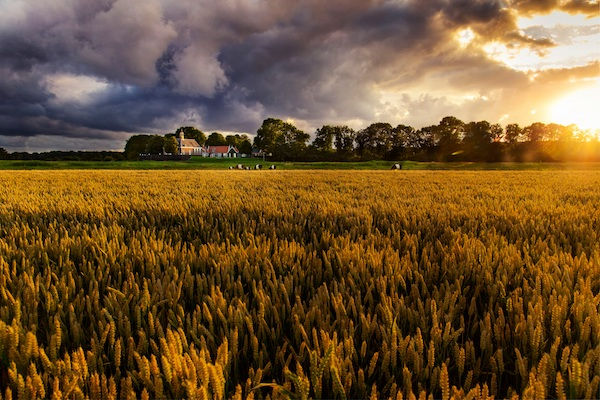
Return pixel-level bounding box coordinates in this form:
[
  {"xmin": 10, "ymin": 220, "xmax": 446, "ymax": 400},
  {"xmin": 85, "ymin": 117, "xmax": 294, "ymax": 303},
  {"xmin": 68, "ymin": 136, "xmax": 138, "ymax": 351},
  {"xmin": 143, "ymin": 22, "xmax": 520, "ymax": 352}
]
[
  {"xmin": 550, "ymin": 81, "xmax": 600, "ymax": 130},
  {"xmin": 456, "ymin": 28, "xmax": 475, "ymax": 47}
]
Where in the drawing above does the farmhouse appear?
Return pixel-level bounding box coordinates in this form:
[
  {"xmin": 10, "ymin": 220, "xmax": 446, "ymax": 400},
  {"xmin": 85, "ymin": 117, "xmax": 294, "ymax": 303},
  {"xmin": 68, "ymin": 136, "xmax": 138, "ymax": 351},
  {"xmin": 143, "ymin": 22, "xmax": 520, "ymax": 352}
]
[
  {"xmin": 177, "ymin": 130, "xmax": 205, "ymax": 155},
  {"xmin": 251, "ymin": 148, "xmax": 265, "ymax": 158},
  {"xmin": 206, "ymin": 145, "xmax": 239, "ymax": 158}
]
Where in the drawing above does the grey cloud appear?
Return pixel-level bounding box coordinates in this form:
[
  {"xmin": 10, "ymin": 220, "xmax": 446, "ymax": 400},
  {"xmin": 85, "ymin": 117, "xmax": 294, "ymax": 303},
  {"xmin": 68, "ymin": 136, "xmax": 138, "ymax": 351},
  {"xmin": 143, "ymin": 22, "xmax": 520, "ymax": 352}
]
[
  {"xmin": 77, "ymin": 0, "xmax": 177, "ymax": 86},
  {"xmin": 524, "ymin": 24, "xmax": 600, "ymax": 44},
  {"xmin": 0, "ymin": 0, "xmax": 597, "ymax": 151},
  {"xmin": 534, "ymin": 61, "xmax": 600, "ymax": 82},
  {"xmin": 0, "ymin": 134, "xmax": 128, "ymax": 152},
  {"xmin": 504, "ymin": 31, "xmax": 556, "ymax": 47}
]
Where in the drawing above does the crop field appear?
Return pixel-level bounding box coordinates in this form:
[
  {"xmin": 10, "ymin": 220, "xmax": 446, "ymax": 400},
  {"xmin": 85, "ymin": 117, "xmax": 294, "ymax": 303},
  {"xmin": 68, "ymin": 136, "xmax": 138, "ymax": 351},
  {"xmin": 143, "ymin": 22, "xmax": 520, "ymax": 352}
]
[{"xmin": 0, "ymin": 170, "xmax": 599, "ymax": 399}]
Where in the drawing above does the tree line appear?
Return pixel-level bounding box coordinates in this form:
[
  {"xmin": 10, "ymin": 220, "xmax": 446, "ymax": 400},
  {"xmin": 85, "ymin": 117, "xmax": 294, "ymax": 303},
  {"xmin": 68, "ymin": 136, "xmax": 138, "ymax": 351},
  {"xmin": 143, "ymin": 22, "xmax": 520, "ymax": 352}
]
[
  {"xmin": 0, "ymin": 149, "xmax": 126, "ymax": 161},
  {"xmin": 254, "ymin": 117, "xmax": 600, "ymax": 162},
  {"xmin": 1, "ymin": 117, "xmax": 597, "ymax": 162},
  {"xmin": 124, "ymin": 127, "xmax": 253, "ymax": 160}
]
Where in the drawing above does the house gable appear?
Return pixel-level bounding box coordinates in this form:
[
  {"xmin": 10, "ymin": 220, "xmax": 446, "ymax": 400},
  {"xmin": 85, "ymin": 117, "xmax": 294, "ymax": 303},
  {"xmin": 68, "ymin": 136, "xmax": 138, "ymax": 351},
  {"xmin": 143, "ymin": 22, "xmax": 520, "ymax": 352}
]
[{"xmin": 207, "ymin": 145, "xmax": 239, "ymax": 154}]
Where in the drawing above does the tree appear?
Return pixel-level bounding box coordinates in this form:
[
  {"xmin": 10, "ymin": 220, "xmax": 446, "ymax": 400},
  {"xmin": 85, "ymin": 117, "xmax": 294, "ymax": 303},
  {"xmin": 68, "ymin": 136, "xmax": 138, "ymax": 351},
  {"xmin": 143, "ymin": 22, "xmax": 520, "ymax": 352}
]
[
  {"xmin": 505, "ymin": 124, "xmax": 522, "ymax": 143},
  {"xmin": 312, "ymin": 126, "xmax": 336, "ymax": 152},
  {"xmin": 435, "ymin": 116, "xmax": 464, "ymax": 152},
  {"xmin": 225, "ymin": 134, "xmax": 250, "ymax": 147},
  {"xmin": 145, "ymin": 135, "xmax": 166, "ymax": 155},
  {"xmin": 416, "ymin": 126, "xmax": 437, "ymax": 154},
  {"xmin": 225, "ymin": 134, "xmax": 252, "ymax": 154},
  {"xmin": 124, "ymin": 135, "xmax": 152, "ymax": 160},
  {"xmin": 521, "ymin": 122, "xmax": 551, "ymax": 161},
  {"xmin": 164, "ymin": 136, "xmax": 178, "ymax": 154},
  {"xmin": 463, "ymin": 121, "xmax": 493, "ymax": 160},
  {"xmin": 225, "ymin": 135, "xmax": 238, "ymax": 146},
  {"xmin": 388, "ymin": 124, "xmax": 416, "ymax": 159},
  {"xmin": 463, "ymin": 121, "xmax": 492, "ymax": 146},
  {"xmin": 254, "ymin": 118, "xmax": 281, "ymax": 153},
  {"xmin": 523, "ymin": 122, "xmax": 546, "ymax": 142},
  {"xmin": 490, "ymin": 124, "xmax": 503, "ymax": 142},
  {"xmin": 406, "ymin": 126, "xmax": 433, "ymax": 155},
  {"xmin": 546, "ymin": 123, "xmax": 571, "ymax": 142},
  {"xmin": 206, "ymin": 132, "xmax": 227, "ymax": 146},
  {"xmin": 238, "ymin": 139, "xmax": 252, "ymax": 155},
  {"xmin": 333, "ymin": 126, "xmax": 355, "ymax": 154},
  {"xmin": 254, "ymin": 118, "xmax": 310, "ymax": 160},
  {"xmin": 176, "ymin": 127, "xmax": 206, "ymax": 146},
  {"xmin": 0, "ymin": 147, "xmax": 7, "ymax": 160},
  {"xmin": 355, "ymin": 123, "xmax": 394, "ymax": 158}
]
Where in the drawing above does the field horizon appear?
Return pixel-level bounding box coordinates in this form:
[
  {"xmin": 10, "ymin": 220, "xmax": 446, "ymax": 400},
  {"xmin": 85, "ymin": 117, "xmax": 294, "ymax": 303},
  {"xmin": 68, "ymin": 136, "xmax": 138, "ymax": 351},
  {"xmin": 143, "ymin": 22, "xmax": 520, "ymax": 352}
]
[{"xmin": 1, "ymin": 159, "xmax": 600, "ymax": 171}]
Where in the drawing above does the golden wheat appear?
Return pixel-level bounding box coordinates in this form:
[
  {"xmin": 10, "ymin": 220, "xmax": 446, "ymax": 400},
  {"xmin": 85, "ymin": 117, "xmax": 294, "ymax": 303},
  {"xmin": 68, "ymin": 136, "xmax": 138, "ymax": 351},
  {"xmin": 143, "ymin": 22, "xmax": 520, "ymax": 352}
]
[{"xmin": 0, "ymin": 170, "xmax": 598, "ymax": 399}]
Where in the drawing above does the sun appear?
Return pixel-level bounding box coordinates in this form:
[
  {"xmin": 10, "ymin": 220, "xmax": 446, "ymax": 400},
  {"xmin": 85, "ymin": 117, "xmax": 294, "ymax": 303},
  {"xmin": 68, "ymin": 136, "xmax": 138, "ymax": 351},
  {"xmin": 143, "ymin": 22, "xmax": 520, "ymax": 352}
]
[{"xmin": 549, "ymin": 81, "xmax": 600, "ymax": 131}]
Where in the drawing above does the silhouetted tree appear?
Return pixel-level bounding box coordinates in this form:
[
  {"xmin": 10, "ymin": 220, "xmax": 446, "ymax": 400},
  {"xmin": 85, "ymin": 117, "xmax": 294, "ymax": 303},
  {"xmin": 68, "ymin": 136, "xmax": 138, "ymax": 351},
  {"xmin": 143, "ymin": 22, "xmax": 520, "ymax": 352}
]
[
  {"xmin": 333, "ymin": 126, "xmax": 355, "ymax": 154},
  {"xmin": 546, "ymin": 123, "xmax": 572, "ymax": 142},
  {"xmin": 522, "ymin": 123, "xmax": 552, "ymax": 161},
  {"xmin": 355, "ymin": 123, "xmax": 394, "ymax": 158},
  {"xmin": 416, "ymin": 125, "xmax": 437, "ymax": 156},
  {"xmin": 490, "ymin": 124, "xmax": 503, "ymax": 142},
  {"xmin": 405, "ymin": 126, "xmax": 430, "ymax": 155},
  {"xmin": 312, "ymin": 125, "xmax": 336, "ymax": 152},
  {"xmin": 4, "ymin": 151, "xmax": 126, "ymax": 161},
  {"xmin": 206, "ymin": 132, "xmax": 227, "ymax": 146},
  {"xmin": 122, "ymin": 118, "xmax": 597, "ymax": 163},
  {"xmin": 434, "ymin": 116, "xmax": 464, "ymax": 160},
  {"xmin": 463, "ymin": 121, "xmax": 494, "ymax": 160},
  {"xmin": 387, "ymin": 124, "xmax": 416, "ymax": 159},
  {"xmin": 524, "ymin": 122, "xmax": 546, "ymax": 142},
  {"xmin": 505, "ymin": 124, "xmax": 522, "ymax": 143}
]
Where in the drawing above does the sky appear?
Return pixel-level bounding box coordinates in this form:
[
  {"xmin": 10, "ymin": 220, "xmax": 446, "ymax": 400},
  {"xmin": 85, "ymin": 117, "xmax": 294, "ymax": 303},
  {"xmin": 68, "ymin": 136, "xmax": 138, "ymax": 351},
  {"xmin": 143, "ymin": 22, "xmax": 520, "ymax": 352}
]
[{"xmin": 0, "ymin": 0, "xmax": 598, "ymax": 152}]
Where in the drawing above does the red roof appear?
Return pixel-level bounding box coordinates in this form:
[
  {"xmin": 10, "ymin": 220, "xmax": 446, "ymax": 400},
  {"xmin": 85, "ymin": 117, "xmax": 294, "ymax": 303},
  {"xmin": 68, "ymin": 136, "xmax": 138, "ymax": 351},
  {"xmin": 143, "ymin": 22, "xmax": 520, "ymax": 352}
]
[{"xmin": 207, "ymin": 145, "xmax": 238, "ymax": 153}]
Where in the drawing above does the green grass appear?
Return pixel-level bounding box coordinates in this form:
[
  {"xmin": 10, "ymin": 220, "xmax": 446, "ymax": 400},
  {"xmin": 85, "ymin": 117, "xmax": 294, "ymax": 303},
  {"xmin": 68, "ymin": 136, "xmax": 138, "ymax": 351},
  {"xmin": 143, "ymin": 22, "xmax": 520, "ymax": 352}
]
[{"xmin": 1, "ymin": 158, "xmax": 599, "ymax": 170}]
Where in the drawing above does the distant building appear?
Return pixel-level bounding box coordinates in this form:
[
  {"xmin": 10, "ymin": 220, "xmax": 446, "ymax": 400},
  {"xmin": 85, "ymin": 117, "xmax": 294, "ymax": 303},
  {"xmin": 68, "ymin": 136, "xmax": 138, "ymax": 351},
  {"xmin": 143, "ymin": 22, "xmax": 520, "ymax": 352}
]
[
  {"xmin": 252, "ymin": 148, "xmax": 265, "ymax": 158},
  {"xmin": 206, "ymin": 145, "xmax": 239, "ymax": 158},
  {"xmin": 177, "ymin": 129, "xmax": 205, "ymax": 155}
]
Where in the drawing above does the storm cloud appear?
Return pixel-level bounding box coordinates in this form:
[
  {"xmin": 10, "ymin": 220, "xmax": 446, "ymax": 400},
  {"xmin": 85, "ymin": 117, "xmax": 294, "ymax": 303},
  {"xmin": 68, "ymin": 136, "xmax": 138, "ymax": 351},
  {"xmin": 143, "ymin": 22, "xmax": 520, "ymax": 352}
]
[{"xmin": 0, "ymin": 0, "xmax": 597, "ymax": 151}]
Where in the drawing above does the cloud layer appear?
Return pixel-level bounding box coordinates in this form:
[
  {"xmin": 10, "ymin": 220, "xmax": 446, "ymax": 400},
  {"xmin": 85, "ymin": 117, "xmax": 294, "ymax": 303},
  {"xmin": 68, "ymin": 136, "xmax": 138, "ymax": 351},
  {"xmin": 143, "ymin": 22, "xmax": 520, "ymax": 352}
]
[{"xmin": 0, "ymin": 0, "xmax": 598, "ymax": 150}]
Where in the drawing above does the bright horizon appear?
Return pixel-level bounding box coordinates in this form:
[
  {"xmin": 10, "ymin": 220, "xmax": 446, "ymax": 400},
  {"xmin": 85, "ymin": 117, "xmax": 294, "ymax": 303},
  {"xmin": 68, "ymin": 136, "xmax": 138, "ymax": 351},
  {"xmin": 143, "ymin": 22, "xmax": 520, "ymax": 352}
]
[{"xmin": 0, "ymin": 1, "xmax": 598, "ymax": 152}]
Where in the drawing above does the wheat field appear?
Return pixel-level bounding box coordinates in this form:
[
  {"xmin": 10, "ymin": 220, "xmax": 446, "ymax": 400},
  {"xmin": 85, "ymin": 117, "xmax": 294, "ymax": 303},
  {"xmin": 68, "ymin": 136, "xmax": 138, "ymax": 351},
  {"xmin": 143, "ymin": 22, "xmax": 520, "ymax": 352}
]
[{"xmin": 0, "ymin": 170, "xmax": 599, "ymax": 399}]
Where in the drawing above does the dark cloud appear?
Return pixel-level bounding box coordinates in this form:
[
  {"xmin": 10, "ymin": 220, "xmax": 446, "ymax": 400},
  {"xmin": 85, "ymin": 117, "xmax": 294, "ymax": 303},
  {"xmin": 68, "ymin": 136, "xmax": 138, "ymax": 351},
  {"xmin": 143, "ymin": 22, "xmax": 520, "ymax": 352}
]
[
  {"xmin": 0, "ymin": 0, "xmax": 597, "ymax": 150},
  {"xmin": 560, "ymin": 0, "xmax": 600, "ymax": 14},
  {"xmin": 511, "ymin": 0, "xmax": 599, "ymax": 16}
]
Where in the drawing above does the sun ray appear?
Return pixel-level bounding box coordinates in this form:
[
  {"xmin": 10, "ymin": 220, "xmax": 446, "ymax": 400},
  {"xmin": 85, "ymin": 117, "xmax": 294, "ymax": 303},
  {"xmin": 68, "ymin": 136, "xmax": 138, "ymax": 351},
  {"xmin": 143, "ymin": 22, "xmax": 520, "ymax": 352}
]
[{"xmin": 549, "ymin": 80, "xmax": 600, "ymax": 130}]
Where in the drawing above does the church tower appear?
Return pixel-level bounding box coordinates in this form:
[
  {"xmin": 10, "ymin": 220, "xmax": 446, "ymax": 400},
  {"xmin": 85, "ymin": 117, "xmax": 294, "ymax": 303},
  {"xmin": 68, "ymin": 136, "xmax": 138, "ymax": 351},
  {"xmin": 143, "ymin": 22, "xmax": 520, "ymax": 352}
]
[{"xmin": 177, "ymin": 129, "xmax": 185, "ymax": 155}]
